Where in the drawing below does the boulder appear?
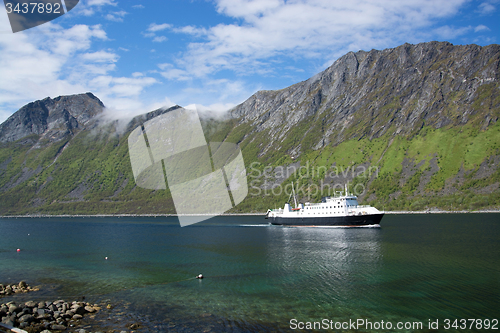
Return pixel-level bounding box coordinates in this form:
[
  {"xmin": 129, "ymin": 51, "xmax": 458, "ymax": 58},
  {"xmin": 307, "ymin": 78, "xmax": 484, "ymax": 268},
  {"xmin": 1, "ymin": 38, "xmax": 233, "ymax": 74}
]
[
  {"xmin": 25, "ymin": 301, "xmax": 37, "ymax": 308},
  {"xmin": 51, "ymin": 323, "xmax": 66, "ymax": 330},
  {"xmin": 84, "ymin": 305, "xmax": 95, "ymax": 313},
  {"xmin": 73, "ymin": 306, "xmax": 87, "ymax": 315},
  {"xmin": 8, "ymin": 304, "xmax": 19, "ymax": 314},
  {"xmin": 1, "ymin": 317, "xmax": 14, "ymax": 326},
  {"xmin": 18, "ymin": 313, "xmax": 34, "ymax": 323}
]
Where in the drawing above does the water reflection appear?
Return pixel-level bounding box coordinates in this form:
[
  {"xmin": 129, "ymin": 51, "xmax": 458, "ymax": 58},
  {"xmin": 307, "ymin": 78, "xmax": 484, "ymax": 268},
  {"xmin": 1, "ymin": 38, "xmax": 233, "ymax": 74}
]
[{"xmin": 265, "ymin": 226, "xmax": 383, "ymax": 311}]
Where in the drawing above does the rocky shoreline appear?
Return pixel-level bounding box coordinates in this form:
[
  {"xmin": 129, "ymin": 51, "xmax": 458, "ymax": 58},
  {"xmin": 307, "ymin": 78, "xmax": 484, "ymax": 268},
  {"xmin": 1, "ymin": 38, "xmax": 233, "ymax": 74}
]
[
  {"xmin": 0, "ymin": 282, "xmax": 125, "ymax": 333},
  {"xmin": 0, "ymin": 282, "xmax": 38, "ymax": 297}
]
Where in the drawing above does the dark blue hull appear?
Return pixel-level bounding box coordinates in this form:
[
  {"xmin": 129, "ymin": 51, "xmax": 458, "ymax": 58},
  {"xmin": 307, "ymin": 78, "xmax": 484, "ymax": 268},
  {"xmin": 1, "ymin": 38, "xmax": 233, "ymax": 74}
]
[{"xmin": 270, "ymin": 213, "xmax": 383, "ymax": 226}]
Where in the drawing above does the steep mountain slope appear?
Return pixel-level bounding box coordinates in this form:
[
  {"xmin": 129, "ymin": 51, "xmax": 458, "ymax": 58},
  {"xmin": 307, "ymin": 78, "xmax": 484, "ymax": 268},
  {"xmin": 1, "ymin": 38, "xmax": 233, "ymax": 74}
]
[
  {"xmin": 0, "ymin": 41, "xmax": 499, "ymax": 215},
  {"xmin": 0, "ymin": 97, "xmax": 181, "ymax": 215},
  {"xmin": 230, "ymin": 41, "xmax": 499, "ymax": 156},
  {"xmin": 217, "ymin": 41, "xmax": 500, "ymax": 211}
]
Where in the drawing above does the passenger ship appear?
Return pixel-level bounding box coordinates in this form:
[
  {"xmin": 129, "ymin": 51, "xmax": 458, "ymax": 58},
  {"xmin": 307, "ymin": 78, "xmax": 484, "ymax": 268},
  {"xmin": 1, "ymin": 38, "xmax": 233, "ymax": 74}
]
[{"xmin": 265, "ymin": 184, "xmax": 383, "ymax": 226}]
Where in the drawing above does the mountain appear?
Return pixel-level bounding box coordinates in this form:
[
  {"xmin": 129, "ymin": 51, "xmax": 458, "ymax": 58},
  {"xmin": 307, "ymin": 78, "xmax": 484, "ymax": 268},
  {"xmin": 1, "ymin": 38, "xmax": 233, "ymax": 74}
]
[
  {"xmin": 0, "ymin": 41, "xmax": 499, "ymax": 215},
  {"xmin": 230, "ymin": 41, "xmax": 499, "ymax": 153},
  {"xmin": 0, "ymin": 93, "xmax": 104, "ymax": 144},
  {"xmin": 221, "ymin": 41, "xmax": 500, "ymax": 212}
]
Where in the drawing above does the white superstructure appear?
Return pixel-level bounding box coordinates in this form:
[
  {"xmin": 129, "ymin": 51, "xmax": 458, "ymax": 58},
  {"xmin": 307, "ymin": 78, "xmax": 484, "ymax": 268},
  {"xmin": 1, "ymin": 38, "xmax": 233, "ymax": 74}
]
[{"xmin": 266, "ymin": 184, "xmax": 384, "ymax": 226}]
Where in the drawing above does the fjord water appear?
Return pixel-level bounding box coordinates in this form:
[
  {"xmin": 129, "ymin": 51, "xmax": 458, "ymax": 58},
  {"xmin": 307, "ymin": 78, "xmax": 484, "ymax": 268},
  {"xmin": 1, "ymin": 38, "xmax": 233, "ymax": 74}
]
[{"xmin": 0, "ymin": 214, "xmax": 498, "ymax": 332}]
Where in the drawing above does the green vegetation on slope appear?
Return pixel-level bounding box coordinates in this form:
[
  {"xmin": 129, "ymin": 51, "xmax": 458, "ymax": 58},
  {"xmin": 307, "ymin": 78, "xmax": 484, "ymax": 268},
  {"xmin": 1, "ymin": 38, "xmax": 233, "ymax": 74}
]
[
  {"xmin": 1, "ymin": 114, "xmax": 499, "ymax": 215},
  {"xmin": 224, "ymin": 120, "xmax": 500, "ymax": 213},
  {"xmin": 0, "ymin": 125, "xmax": 175, "ymax": 215}
]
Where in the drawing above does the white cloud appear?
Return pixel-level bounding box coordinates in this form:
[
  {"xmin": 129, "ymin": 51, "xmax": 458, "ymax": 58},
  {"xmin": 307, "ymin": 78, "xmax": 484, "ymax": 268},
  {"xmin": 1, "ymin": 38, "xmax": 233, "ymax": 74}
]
[
  {"xmin": 144, "ymin": 23, "xmax": 172, "ymax": 43},
  {"xmin": 147, "ymin": 23, "xmax": 171, "ymax": 32},
  {"xmin": 132, "ymin": 5, "xmax": 145, "ymax": 9},
  {"xmin": 153, "ymin": 36, "xmax": 167, "ymax": 43},
  {"xmin": 105, "ymin": 10, "xmax": 127, "ymax": 22},
  {"xmin": 158, "ymin": 63, "xmax": 191, "ymax": 81},
  {"xmin": 163, "ymin": 69, "xmax": 190, "ymax": 81},
  {"xmin": 81, "ymin": 50, "xmax": 119, "ymax": 62},
  {"xmin": 0, "ymin": 21, "xmax": 106, "ymax": 108},
  {"xmin": 185, "ymin": 102, "xmax": 236, "ymax": 119},
  {"xmin": 101, "ymin": 96, "xmax": 176, "ymax": 123},
  {"xmin": 0, "ymin": 13, "xmax": 159, "ymax": 124},
  {"xmin": 165, "ymin": 77, "xmax": 256, "ymax": 116},
  {"xmin": 163, "ymin": 0, "xmax": 469, "ymax": 79},
  {"xmin": 172, "ymin": 25, "xmax": 208, "ymax": 36},
  {"xmin": 475, "ymin": 24, "xmax": 490, "ymax": 32},
  {"xmin": 87, "ymin": 0, "xmax": 117, "ymax": 6},
  {"xmin": 477, "ymin": 2, "xmax": 496, "ymax": 14},
  {"xmin": 75, "ymin": 0, "xmax": 118, "ymax": 16},
  {"xmin": 434, "ymin": 25, "xmax": 472, "ymax": 39}
]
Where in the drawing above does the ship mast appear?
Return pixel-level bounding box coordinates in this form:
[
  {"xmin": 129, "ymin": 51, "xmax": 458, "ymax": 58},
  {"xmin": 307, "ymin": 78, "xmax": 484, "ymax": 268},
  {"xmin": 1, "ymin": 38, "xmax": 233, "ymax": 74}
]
[{"xmin": 292, "ymin": 182, "xmax": 298, "ymax": 208}]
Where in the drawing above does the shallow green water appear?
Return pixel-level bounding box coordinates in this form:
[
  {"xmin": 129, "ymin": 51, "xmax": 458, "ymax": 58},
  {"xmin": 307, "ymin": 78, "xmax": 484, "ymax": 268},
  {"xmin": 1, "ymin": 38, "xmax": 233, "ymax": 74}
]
[{"xmin": 0, "ymin": 214, "xmax": 498, "ymax": 332}]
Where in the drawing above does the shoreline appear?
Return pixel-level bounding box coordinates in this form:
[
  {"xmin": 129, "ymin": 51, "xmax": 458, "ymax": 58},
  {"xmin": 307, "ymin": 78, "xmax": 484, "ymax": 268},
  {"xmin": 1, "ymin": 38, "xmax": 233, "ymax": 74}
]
[
  {"xmin": 382, "ymin": 209, "xmax": 500, "ymax": 214},
  {"xmin": 1, "ymin": 210, "xmax": 499, "ymax": 218}
]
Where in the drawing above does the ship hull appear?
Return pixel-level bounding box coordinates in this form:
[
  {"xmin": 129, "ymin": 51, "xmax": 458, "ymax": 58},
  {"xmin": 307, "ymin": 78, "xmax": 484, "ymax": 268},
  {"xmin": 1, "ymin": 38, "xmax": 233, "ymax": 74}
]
[{"xmin": 270, "ymin": 213, "xmax": 384, "ymax": 226}]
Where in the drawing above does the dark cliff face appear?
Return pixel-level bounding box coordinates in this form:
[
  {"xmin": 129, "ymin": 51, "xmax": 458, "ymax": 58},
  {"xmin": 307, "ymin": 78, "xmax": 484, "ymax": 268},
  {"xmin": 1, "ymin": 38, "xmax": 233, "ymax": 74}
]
[
  {"xmin": 230, "ymin": 41, "xmax": 500, "ymax": 154},
  {"xmin": 0, "ymin": 92, "xmax": 104, "ymax": 143}
]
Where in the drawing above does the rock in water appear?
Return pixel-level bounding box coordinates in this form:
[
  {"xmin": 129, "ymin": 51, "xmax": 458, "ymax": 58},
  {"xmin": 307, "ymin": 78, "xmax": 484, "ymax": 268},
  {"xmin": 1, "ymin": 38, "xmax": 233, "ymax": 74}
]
[{"xmin": 51, "ymin": 323, "xmax": 67, "ymax": 330}]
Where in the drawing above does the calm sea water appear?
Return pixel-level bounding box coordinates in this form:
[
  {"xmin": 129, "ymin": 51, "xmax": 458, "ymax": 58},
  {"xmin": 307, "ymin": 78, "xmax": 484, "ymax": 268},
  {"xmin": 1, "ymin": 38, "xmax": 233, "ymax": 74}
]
[{"xmin": 0, "ymin": 214, "xmax": 498, "ymax": 332}]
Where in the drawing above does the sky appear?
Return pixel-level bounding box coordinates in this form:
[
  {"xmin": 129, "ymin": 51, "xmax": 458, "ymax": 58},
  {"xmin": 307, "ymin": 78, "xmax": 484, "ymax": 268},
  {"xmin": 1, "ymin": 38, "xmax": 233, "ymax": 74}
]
[{"xmin": 0, "ymin": 0, "xmax": 498, "ymax": 124}]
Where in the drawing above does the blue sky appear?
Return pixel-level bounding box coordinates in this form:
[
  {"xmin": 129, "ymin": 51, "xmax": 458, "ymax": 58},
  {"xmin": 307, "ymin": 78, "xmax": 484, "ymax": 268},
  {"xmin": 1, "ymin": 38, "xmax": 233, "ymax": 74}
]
[{"xmin": 0, "ymin": 0, "xmax": 498, "ymax": 123}]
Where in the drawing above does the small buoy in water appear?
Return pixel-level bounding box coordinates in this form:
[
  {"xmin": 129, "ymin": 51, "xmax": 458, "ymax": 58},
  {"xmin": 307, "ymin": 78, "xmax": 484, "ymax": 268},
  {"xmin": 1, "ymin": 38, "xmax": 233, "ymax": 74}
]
[
  {"xmin": 196, "ymin": 274, "xmax": 203, "ymax": 279},
  {"xmin": 105, "ymin": 257, "xmax": 108, "ymax": 260},
  {"xmin": 16, "ymin": 249, "xmax": 20, "ymax": 252}
]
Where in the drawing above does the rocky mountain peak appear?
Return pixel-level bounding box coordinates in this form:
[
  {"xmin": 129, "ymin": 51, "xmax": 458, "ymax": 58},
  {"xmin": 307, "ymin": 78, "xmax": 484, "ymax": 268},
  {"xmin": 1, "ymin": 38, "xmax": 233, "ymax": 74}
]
[
  {"xmin": 0, "ymin": 92, "xmax": 104, "ymax": 143},
  {"xmin": 230, "ymin": 41, "xmax": 499, "ymax": 156}
]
